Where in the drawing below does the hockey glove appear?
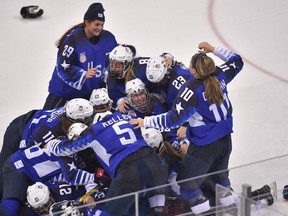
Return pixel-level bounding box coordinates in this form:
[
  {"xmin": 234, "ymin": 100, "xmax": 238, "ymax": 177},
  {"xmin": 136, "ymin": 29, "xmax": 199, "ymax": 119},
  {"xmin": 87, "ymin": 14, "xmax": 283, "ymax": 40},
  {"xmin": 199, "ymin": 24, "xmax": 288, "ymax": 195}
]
[
  {"xmin": 94, "ymin": 167, "xmax": 111, "ymax": 188},
  {"xmin": 91, "ymin": 187, "xmax": 109, "ymax": 201},
  {"xmin": 20, "ymin": 6, "xmax": 44, "ymax": 19}
]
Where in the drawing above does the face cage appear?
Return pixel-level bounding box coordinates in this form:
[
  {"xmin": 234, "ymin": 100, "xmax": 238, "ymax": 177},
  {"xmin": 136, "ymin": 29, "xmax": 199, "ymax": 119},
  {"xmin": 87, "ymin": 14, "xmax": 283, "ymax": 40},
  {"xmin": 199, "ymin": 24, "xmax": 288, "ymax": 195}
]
[
  {"xmin": 68, "ymin": 114, "xmax": 94, "ymax": 126},
  {"xmin": 50, "ymin": 200, "xmax": 84, "ymax": 216},
  {"xmin": 128, "ymin": 92, "xmax": 151, "ymax": 113},
  {"xmin": 108, "ymin": 60, "xmax": 131, "ymax": 79},
  {"xmin": 32, "ymin": 197, "xmax": 54, "ymax": 215},
  {"xmin": 93, "ymin": 102, "xmax": 112, "ymax": 113}
]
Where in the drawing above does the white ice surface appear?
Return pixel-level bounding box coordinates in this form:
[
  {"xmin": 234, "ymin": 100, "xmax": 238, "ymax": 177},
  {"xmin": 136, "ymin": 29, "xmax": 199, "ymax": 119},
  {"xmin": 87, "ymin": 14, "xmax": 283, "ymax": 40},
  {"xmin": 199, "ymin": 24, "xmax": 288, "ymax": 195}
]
[{"xmin": 1, "ymin": 1, "xmax": 288, "ymax": 215}]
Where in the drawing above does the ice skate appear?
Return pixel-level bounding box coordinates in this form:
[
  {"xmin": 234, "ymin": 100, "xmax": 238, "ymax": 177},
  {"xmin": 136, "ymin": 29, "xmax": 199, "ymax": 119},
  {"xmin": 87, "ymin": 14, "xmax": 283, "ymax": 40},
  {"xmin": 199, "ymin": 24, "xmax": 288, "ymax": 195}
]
[
  {"xmin": 218, "ymin": 191, "xmax": 239, "ymax": 216},
  {"xmin": 188, "ymin": 194, "xmax": 212, "ymax": 215}
]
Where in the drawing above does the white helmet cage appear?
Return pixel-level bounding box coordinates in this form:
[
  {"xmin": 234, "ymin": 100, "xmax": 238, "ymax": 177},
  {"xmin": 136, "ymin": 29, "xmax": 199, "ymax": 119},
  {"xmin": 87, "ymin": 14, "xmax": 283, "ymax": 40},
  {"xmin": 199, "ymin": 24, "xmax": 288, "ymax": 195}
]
[
  {"xmin": 125, "ymin": 78, "xmax": 150, "ymax": 113},
  {"xmin": 89, "ymin": 88, "xmax": 112, "ymax": 108},
  {"xmin": 67, "ymin": 123, "xmax": 88, "ymax": 140},
  {"xmin": 143, "ymin": 128, "xmax": 164, "ymax": 153},
  {"xmin": 49, "ymin": 200, "xmax": 83, "ymax": 216},
  {"xmin": 108, "ymin": 45, "xmax": 133, "ymax": 79},
  {"xmin": 26, "ymin": 182, "xmax": 54, "ymax": 215},
  {"xmin": 65, "ymin": 98, "xmax": 94, "ymax": 124},
  {"xmin": 93, "ymin": 111, "xmax": 112, "ymax": 124},
  {"xmin": 146, "ymin": 56, "xmax": 168, "ymax": 83}
]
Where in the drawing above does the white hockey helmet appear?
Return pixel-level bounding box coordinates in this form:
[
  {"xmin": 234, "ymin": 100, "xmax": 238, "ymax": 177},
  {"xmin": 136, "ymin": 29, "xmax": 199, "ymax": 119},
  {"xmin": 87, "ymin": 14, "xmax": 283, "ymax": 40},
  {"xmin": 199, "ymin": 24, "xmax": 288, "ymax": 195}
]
[
  {"xmin": 67, "ymin": 123, "xmax": 88, "ymax": 140},
  {"xmin": 65, "ymin": 98, "xmax": 94, "ymax": 124},
  {"xmin": 89, "ymin": 88, "xmax": 112, "ymax": 112},
  {"xmin": 108, "ymin": 45, "xmax": 133, "ymax": 79},
  {"xmin": 146, "ymin": 56, "xmax": 168, "ymax": 83},
  {"xmin": 93, "ymin": 111, "xmax": 112, "ymax": 124},
  {"xmin": 125, "ymin": 78, "xmax": 150, "ymax": 113},
  {"xmin": 142, "ymin": 128, "xmax": 164, "ymax": 153},
  {"xmin": 27, "ymin": 182, "xmax": 54, "ymax": 215}
]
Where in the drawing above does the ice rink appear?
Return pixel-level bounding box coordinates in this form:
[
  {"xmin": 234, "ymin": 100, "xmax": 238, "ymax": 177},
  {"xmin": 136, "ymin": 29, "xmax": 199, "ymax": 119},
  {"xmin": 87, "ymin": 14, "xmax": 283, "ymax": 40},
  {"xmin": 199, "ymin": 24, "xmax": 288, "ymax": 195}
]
[{"xmin": 1, "ymin": 0, "xmax": 288, "ymax": 215}]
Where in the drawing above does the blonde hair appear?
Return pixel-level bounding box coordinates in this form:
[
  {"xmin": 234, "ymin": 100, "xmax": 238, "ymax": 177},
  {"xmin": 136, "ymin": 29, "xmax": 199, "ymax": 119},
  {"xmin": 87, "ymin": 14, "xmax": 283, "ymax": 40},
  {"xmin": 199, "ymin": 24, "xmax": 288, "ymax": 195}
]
[
  {"xmin": 124, "ymin": 61, "xmax": 135, "ymax": 83},
  {"xmin": 159, "ymin": 141, "xmax": 182, "ymax": 162},
  {"xmin": 191, "ymin": 53, "xmax": 223, "ymax": 105}
]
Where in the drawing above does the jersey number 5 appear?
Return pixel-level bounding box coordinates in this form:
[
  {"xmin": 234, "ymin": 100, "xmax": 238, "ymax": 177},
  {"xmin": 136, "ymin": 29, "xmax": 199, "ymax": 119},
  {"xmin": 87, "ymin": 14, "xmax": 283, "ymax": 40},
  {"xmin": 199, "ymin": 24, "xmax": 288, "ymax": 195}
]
[{"xmin": 112, "ymin": 121, "xmax": 137, "ymax": 145}]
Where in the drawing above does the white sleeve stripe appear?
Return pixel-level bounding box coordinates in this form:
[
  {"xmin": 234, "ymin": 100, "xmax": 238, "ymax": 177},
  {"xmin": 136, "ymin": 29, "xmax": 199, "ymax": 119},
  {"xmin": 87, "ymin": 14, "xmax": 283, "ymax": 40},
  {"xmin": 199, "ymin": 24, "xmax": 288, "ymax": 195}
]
[
  {"xmin": 214, "ymin": 47, "xmax": 235, "ymax": 62},
  {"xmin": 73, "ymin": 72, "xmax": 86, "ymax": 90}
]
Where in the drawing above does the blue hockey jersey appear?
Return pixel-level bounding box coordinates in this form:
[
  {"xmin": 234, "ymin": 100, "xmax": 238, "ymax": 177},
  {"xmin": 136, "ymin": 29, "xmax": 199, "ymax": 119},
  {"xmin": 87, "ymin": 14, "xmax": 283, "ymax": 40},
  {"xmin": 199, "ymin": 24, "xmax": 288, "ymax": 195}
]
[
  {"xmin": 143, "ymin": 53, "xmax": 244, "ymax": 146},
  {"xmin": 48, "ymin": 112, "xmax": 149, "ymax": 177},
  {"xmin": 48, "ymin": 28, "xmax": 117, "ymax": 99},
  {"xmin": 106, "ymin": 57, "xmax": 158, "ymax": 107},
  {"xmin": 11, "ymin": 145, "xmax": 95, "ymax": 186},
  {"xmin": 20, "ymin": 107, "xmax": 66, "ymax": 149},
  {"xmin": 163, "ymin": 63, "xmax": 194, "ymax": 109}
]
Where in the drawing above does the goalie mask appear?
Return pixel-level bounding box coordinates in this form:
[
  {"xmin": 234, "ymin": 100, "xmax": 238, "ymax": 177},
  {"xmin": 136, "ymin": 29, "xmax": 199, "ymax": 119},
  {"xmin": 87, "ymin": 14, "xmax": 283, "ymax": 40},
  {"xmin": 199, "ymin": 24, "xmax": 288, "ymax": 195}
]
[
  {"xmin": 89, "ymin": 88, "xmax": 112, "ymax": 113},
  {"xmin": 125, "ymin": 78, "xmax": 150, "ymax": 113},
  {"xmin": 65, "ymin": 98, "xmax": 94, "ymax": 125},
  {"xmin": 108, "ymin": 45, "xmax": 133, "ymax": 79},
  {"xmin": 26, "ymin": 182, "xmax": 54, "ymax": 215}
]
